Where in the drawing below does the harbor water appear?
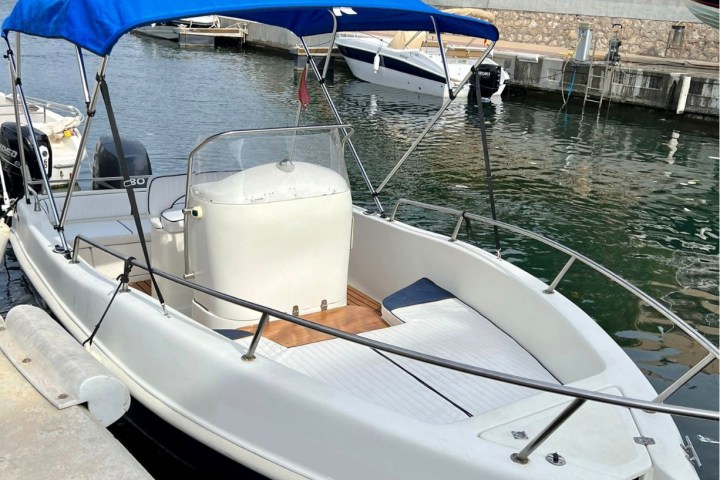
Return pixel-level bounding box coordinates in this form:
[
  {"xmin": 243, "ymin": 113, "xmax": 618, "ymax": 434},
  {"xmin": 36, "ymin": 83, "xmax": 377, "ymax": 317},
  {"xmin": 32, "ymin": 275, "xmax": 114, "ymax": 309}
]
[{"xmin": 1, "ymin": 15, "xmax": 717, "ymax": 480}]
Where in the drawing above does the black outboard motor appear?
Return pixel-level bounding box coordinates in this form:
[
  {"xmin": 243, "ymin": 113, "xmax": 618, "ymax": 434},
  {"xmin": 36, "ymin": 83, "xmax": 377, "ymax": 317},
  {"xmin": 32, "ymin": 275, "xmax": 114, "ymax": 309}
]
[
  {"xmin": 0, "ymin": 122, "xmax": 53, "ymax": 199},
  {"xmin": 92, "ymin": 136, "xmax": 152, "ymax": 190},
  {"xmin": 469, "ymin": 64, "xmax": 502, "ymax": 100}
]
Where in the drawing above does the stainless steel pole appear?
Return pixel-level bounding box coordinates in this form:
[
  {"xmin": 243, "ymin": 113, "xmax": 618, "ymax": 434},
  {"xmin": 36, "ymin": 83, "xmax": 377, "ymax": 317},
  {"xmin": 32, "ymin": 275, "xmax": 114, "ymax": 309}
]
[
  {"xmin": 377, "ymin": 42, "xmax": 496, "ymax": 194},
  {"xmin": 4, "ymin": 36, "xmax": 69, "ymax": 252},
  {"xmin": 511, "ymin": 398, "xmax": 586, "ymax": 464},
  {"xmin": 75, "ymin": 46, "xmax": 91, "ymax": 106},
  {"xmin": 431, "ymin": 17, "xmax": 454, "ymax": 99},
  {"xmin": 299, "ymin": 36, "xmax": 384, "ymax": 214},
  {"xmin": 5, "ymin": 38, "xmax": 29, "ymax": 202},
  {"xmin": 59, "ymin": 56, "xmax": 109, "ymax": 228}
]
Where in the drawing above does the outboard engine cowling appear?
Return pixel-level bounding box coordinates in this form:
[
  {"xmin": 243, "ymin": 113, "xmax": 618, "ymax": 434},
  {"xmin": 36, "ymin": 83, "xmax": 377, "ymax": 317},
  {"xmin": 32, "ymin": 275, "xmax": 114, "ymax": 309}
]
[
  {"xmin": 92, "ymin": 136, "xmax": 151, "ymax": 190},
  {"xmin": 0, "ymin": 122, "xmax": 52, "ymax": 199},
  {"xmin": 469, "ymin": 64, "xmax": 502, "ymax": 99}
]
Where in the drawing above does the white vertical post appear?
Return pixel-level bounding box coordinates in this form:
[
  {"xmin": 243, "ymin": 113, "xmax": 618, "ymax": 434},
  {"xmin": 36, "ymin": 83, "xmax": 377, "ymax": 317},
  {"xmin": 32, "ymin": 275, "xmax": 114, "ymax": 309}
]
[{"xmin": 676, "ymin": 75, "xmax": 691, "ymax": 114}]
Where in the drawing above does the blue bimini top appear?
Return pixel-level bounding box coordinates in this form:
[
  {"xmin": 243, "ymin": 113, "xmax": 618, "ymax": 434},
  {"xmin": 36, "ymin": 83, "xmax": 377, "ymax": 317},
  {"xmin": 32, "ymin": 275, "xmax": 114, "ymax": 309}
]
[{"xmin": 2, "ymin": 0, "xmax": 499, "ymax": 57}]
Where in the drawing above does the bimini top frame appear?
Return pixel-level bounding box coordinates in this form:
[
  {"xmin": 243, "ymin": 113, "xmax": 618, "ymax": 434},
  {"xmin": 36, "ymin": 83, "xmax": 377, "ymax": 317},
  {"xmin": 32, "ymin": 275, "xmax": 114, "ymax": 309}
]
[
  {"xmin": 2, "ymin": 0, "xmax": 500, "ymax": 238},
  {"xmin": 2, "ymin": 0, "xmax": 499, "ymax": 56}
]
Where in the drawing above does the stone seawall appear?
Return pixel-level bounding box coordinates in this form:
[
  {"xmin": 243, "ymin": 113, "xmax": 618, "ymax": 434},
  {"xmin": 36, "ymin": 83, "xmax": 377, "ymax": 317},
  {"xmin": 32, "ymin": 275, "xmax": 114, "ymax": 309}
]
[{"xmin": 467, "ymin": 10, "xmax": 718, "ymax": 62}]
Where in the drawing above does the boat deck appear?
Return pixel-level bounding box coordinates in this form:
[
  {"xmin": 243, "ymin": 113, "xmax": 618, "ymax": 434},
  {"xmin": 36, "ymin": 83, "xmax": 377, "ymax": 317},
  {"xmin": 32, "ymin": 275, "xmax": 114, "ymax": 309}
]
[
  {"xmin": 129, "ymin": 281, "xmax": 388, "ymax": 347},
  {"xmin": 130, "ymin": 277, "xmax": 561, "ymax": 424},
  {"xmin": 239, "ymin": 287, "xmax": 386, "ymax": 347},
  {"xmin": 235, "ymin": 290, "xmax": 562, "ymax": 424}
]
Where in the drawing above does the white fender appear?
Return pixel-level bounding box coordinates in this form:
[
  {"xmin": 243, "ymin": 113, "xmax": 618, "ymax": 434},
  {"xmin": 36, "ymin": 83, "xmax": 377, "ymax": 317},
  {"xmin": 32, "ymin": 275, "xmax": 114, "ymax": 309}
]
[{"xmin": 0, "ymin": 305, "xmax": 130, "ymax": 426}]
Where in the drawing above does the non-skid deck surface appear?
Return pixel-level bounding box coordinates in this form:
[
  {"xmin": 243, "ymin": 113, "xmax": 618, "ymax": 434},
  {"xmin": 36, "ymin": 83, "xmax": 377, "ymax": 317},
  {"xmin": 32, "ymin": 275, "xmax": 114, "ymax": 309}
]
[
  {"xmin": 240, "ymin": 288, "xmax": 386, "ymax": 348},
  {"xmin": 241, "ymin": 296, "xmax": 561, "ymax": 424}
]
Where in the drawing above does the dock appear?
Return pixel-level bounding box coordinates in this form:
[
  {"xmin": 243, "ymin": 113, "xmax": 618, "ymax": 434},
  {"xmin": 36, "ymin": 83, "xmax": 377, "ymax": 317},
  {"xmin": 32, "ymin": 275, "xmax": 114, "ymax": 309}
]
[
  {"xmin": 177, "ymin": 24, "xmax": 248, "ymax": 47},
  {"xmin": 490, "ymin": 40, "xmax": 718, "ymax": 118},
  {"xmin": 134, "ymin": 19, "xmax": 248, "ymax": 47},
  {"xmin": 0, "ymin": 306, "xmax": 151, "ymax": 480}
]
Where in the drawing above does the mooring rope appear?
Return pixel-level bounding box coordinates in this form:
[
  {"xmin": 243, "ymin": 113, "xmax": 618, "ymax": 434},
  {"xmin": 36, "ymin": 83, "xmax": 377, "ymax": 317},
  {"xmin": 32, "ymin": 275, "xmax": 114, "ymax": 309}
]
[{"xmin": 82, "ymin": 256, "xmax": 134, "ymax": 347}]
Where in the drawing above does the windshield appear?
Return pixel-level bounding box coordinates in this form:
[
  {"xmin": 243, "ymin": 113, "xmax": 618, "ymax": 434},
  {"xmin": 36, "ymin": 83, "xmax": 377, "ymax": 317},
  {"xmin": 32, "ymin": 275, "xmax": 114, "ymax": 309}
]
[{"xmin": 187, "ymin": 125, "xmax": 351, "ymax": 190}]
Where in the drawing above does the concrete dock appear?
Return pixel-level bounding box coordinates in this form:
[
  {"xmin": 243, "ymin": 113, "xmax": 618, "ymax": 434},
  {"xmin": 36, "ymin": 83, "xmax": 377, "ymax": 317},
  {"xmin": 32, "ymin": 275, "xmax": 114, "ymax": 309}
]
[
  {"xmin": 0, "ymin": 308, "xmax": 152, "ymax": 480},
  {"xmin": 490, "ymin": 39, "xmax": 718, "ymax": 117}
]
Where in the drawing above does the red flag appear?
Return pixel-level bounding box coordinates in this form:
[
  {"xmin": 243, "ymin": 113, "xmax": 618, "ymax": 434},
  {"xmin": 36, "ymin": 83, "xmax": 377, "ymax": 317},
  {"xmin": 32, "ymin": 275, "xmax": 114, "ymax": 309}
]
[{"xmin": 297, "ymin": 66, "xmax": 310, "ymax": 110}]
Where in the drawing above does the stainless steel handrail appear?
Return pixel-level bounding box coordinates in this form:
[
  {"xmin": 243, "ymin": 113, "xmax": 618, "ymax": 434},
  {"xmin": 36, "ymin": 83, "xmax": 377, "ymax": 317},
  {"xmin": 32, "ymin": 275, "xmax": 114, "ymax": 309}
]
[
  {"xmin": 390, "ymin": 198, "xmax": 720, "ymax": 359},
  {"xmin": 69, "ymin": 234, "xmax": 719, "ymax": 421},
  {"xmin": 1, "ymin": 94, "xmax": 85, "ymax": 126}
]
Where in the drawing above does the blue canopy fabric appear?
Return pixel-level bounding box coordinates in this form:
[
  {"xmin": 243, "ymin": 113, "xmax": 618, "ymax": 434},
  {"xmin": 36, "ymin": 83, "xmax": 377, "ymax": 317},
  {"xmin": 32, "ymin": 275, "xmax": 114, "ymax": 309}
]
[{"xmin": 2, "ymin": 0, "xmax": 499, "ymax": 56}]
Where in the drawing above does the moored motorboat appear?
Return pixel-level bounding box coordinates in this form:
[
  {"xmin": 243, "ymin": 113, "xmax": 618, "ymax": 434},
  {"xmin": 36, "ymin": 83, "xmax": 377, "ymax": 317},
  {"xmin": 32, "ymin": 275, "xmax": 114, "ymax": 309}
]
[
  {"xmin": 335, "ymin": 33, "xmax": 509, "ymax": 99},
  {"xmin": 0, "ymin": 91, "xmax": 85, "ymax": 184},
  {"xmin": 685, "ymin": 0, "xmax": 719, "ymax": 29},
  {"xmin": 171, "ymin": 15, "xmax": 219, "ymax": 28},
  {"xmin": 1, "ymin": 1, "xmax": 717, "ymax": 479}
]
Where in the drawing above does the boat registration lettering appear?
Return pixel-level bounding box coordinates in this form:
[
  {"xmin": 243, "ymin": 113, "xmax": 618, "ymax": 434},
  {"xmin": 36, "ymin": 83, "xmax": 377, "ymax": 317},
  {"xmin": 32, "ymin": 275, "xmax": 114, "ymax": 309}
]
[{"xmin": 123, "ymin": 177, "xmax": 147, "ymax": 188}]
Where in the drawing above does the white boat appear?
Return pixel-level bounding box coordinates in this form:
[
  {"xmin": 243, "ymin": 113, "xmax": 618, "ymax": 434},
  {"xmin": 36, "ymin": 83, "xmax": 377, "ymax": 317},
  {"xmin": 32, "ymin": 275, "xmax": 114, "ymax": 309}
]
[
  {"xmin": 685, "ymin": 0, "xmax": 719, "ymax": 29},
  {"xmin": 133, "ymin": 24, "xmax": 179, "ymax": 41},
  {"xmin": 335, "ymin": 27, "xmax": 509, "ymax": 99},
  {"xmin": 0, "ymin": 91, "xmax": 85, "ymax": 184},
  {"xmin": 171, "ymin": 15, "xmax": 219, "ymax": 28},
  {"xmin": 135, "ymin": 15, "xmax": 245, "ymax": 47},
  {"xmin": 1, "ymin": 1, "xmax": 717, "ymax": 479}
]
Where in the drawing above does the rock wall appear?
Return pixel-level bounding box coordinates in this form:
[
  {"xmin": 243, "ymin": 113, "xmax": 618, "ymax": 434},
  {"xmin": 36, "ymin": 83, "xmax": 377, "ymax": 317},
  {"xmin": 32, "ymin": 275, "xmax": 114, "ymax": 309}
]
[{"xmin": 487, "ymin": 10, "xmax": 718, "ymax": 62}]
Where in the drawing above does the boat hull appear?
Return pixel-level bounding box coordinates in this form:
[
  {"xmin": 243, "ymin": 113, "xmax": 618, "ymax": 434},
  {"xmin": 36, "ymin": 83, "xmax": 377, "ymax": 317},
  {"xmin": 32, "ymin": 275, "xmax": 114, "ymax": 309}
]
[
  {"xmin": 134, "ymin": 25, "xmax": 180, "ymax": 41},
  {"xmin": 336, "ymin": 37, "xmax": 507, "ymax": 98},
  {"xmin": 686, "ymin": 0, "xmax": 719, "ymax": 29},
  {"xmin": 8, "ymin": 188, "xmax": 698, "ymax": 480}
]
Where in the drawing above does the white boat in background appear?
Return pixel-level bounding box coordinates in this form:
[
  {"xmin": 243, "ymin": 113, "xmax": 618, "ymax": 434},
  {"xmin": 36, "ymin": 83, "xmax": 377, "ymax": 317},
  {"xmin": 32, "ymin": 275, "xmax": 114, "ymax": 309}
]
[
  {"xmin": 171, "ymin": 15, "xmax": 220, "ymax": 28},
  {"xmin": 685, "ymin": 0, "xmax": 719, "ymax": 29},
  {"xmin": 1, "ymin": 1, "xmax": 717, "ymax": 479},
  {"xmin": 336, "ymin": 10, "xmax": 508, "ymax": 99},
  {"xmin": 336, "ymin": 33, "xmax": 509, "ymax": 99},
  {"xmin": 135, "ymin": 15, "xmax": 246, "ymax": 47},
  {"xmin": 0, "ymin": 91, "xmax": 84, "ymax": 184}
]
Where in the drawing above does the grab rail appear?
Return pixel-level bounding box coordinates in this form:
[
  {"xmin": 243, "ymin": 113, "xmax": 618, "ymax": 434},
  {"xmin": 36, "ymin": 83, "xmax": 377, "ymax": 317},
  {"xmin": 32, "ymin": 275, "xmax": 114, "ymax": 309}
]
[
  {"xmin": 390, "ymin": 198, "xmax": 719, "ymax": 360},
  {"xmin": 69, "ymin": 234, "xmax": 718, "ymax": 422},
  {"xmin": 2, "ymin": 94, "xmax": 85, "ymax": 123}
]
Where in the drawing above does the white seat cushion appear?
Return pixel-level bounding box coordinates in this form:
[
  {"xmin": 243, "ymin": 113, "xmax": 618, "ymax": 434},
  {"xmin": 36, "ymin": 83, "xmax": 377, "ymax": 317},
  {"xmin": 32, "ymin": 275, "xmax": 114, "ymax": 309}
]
[{"xmin": 244, "ymin": 279, "xmax": 560, "ymax": 424}]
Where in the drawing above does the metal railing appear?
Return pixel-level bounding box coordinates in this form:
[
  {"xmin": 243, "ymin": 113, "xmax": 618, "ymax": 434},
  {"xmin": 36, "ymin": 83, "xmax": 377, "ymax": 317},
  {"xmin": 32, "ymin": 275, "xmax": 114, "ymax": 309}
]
[
  {"xmin": 390, "ymin": 198, "xmax": 719, "ymax": 362},
  {"xmin": 0, "ymin": 94, "xmax": 85, "ymax": 131},
  {"xmin": 69, "ymin": 234, "xmax": 718, "ymax": 422}
]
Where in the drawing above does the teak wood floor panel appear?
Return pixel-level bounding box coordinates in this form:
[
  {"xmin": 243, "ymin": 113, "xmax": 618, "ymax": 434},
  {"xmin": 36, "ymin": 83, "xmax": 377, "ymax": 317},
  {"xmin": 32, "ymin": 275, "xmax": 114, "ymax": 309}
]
[
  {"xmin": 240, "ymin": 285, "xmax": 389, "ymax": 348},
  {"xmin": 240, "ymin": 304, "xmax": 388, "ymax": 348},
  {"xmin": 130, "ymin": 280, "xmax": 152, "ymax": 295},
  {"xmin": 240, "ymin": 287, "xmax": 385, "ymax": 348},
  {"xmin": 129, "ymin": 281, "xmax": 386, "ymax": 348}
]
